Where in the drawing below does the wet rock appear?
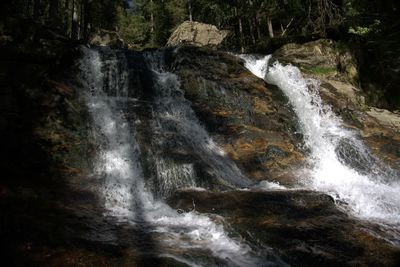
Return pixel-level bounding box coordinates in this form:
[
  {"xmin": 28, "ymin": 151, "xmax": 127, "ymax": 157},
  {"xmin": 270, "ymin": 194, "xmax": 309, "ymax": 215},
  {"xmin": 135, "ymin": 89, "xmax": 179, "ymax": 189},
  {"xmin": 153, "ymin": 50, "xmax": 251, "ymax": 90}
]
[
  {"xmin": 167, "ymin": 21, "xmax": 228, "ymax": 48},
  {"xmin": 170, "ymin": 46, "xmax": 305, "ymax": 184},
  {"xmin": 270, "ymin": 39, "xmax": 400, "ymax": 171},
  {"xmin": 318, "ymin": 81, "xmax": 400, "ymax": 170},
  {"xmin": 320, "ymin": 80, "xmax": 365, "ymax": 108},
  {"xmin": 367, "ymin": 108, "xmax": 400, "ymax": 131},
  {"xmin": 168, "ymin": 189, "xmax": 400, "ymax": 267}
]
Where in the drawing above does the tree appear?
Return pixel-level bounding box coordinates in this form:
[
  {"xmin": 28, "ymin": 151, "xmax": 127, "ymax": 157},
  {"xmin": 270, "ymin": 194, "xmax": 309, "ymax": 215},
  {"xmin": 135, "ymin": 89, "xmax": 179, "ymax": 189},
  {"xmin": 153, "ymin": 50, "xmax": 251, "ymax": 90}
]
[
  {"xmin": 187, "ymin": 0, "xmax": 193, "ymax": 21},
  {"xmin": 302, "ymin": 0, "xmax": 343, "ymax": 36}
]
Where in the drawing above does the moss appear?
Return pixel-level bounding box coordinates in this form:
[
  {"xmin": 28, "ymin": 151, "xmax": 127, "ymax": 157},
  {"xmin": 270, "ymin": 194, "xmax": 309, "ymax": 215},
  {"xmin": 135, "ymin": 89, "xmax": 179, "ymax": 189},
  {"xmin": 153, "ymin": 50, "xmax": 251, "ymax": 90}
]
[
  {"xmin": 306, "ymin": 66, "xmax": 337, "ymax": 75},
  {"xmin": 341, "ymin": 109, "xmax": 364, "ymax": 129},
  {"xmin": 178, "ymin": 68, "xmax": 207, "ymax": 102},
  {"xmin": 333, "ymin": 41, "xmax": 350, "ymax": 54},
  {"xmin": 270, "ymin": 84, "xmax": 290, "ymax": 105}
]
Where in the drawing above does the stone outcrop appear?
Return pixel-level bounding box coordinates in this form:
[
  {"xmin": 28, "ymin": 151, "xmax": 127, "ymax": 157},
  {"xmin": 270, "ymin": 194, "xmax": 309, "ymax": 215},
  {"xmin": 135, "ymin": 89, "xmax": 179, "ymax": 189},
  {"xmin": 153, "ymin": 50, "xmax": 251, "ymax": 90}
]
[
  {"xmin": 167, "ymin": 21, "xmax": 228, "ymax": 48},
  {"xmin": 169, "ymin": 189, "xmax": 400, "ymax": 267},
  {"xmin": 170, "ymin": 47, "xmax": 305, "ymax": 185},
  {"xmin": 271, "ymin": 39, "xmax": 359, "ymax": 85}
]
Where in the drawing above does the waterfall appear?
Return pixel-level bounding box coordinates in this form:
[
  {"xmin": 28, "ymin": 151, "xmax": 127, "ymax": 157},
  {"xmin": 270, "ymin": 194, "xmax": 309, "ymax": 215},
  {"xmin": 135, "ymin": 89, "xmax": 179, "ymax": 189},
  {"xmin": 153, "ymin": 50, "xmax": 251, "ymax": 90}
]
[
  {"xmin": 77, "ymin": 47, "xmax": 276, "ymax": 266},
  {"xmin": 240, "ymin": 55, "xmax": 400, "ymax": 228},
  {"xmin": 145, "ymin": 50, "xmax": 253, "ymax": 190},
  {"xmin": 78, "ymin": 48, "xmax": 142, "ymax": 219}
]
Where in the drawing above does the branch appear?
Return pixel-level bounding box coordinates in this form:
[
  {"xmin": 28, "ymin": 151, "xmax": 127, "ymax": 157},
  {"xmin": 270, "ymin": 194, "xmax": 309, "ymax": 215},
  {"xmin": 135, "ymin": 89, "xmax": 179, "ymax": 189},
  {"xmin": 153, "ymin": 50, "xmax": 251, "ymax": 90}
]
[{"xmin": 281, "ymin": 17, "xmax": 294, "ymax": 36}]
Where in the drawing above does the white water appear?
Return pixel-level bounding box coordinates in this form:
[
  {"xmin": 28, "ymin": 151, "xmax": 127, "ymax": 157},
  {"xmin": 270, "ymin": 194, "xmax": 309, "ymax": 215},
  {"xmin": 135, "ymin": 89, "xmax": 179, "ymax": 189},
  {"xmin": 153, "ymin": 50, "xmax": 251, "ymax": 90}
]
[
  {"xmin": 240, "ymin": 55, "xmax": 400, "ymax": 228},
  {"xmin": 79, "ymin": 48, "xmax": 140, "ymax": 219},
  {"xmin": 146, "ymin": 51, "xmax": 253, "ymax": 189},
  {"xmin": 78, "ymin": 47, "xmax": 273, "ymax": 266}
]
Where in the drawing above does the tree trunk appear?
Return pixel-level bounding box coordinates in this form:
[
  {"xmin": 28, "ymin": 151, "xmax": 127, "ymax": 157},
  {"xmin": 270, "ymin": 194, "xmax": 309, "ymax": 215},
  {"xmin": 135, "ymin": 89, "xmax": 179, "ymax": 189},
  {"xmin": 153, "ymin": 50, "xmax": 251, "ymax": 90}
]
[
  {"xmin": 71, "ymin": 0, "xmax": 79, "ymax": 39},
  {"xmin": 248, "ymin": 0, "xmax": 255, "ymax": 44},
  {"xmin": 26, "ymin": 0, "xmax": 33, "ymax": 17},
  {"xmin": 33, "ymin": 0, "xmax": 41, "ymax": 18},
  {"xmin": 82, "ymin": 0, "xmax": 90, "ymax": 41},
  {"xmin": 249, "ymin": 18, "xmax": 255, "ymax": 44},
  {"xmin": 80, "ymin": 0, "xmax": 84, "ymax": 39},
  {"xmin": 64, "ymin": 0, "xmax": 71, "ymax": 36},
  {"xmin": 234, "ymin": 6, "xmax": 244, "ymax": 53},
  {"xmin": 238, "ymin": 16, "xmax": 244, "ymax": 53},
  {"xmin": 49, "ymin": 0, "xmax": 59, "ymax": 20},
  {"xmin": 256, "ymin": 14, "xmax": 261, "ymax": 39},
  {"xmin": 188, "ymin": 0, "xmax": 193, "ymax": 21},
  {"xmin": 150, "ymin": 0, "xmax": 155, "ymax": 33},
  {"xmin": 267, "ymin": 17, "xmax": 274, "ymax": 38}
]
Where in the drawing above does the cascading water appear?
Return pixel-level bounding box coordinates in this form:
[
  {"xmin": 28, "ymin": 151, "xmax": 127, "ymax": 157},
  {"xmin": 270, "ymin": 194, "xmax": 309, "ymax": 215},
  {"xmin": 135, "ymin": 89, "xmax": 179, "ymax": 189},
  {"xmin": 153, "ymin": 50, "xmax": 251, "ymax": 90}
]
[
  {"xmin": 146, "ymin": 50, "xmax": 253, "ymax": 192},
  {"xmin": 78, "ymin": 48, "xmax": 141, "ymax": 219},
  {"xmin": 77, "ymin": 47, "xmax": 279, "ymax": 266},
  {"xmin": 240, "ymin": 55, "xmax": 400, "ymax": 234}
]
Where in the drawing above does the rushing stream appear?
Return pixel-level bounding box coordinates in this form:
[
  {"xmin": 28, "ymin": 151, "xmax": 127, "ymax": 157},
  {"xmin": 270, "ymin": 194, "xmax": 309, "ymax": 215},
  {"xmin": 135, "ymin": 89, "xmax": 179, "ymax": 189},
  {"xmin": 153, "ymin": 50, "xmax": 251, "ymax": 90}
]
[
  {"xmin": 74, "ymin": 44, "xmax": 400, "ymax": 265},
  {"xmin": 240, "ymin": 55, "xmax": 400, "ymax": 239},
  {"xmin": 77, "ymin": 47, "xmax": 282, "ymax": 266}
]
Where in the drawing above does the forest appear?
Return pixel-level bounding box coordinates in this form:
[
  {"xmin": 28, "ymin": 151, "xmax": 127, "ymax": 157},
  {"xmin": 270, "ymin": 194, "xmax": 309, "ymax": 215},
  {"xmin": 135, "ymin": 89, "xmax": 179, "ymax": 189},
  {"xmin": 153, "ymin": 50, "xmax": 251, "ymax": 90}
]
[
  {"xmin": 2, "ymin": 0, "xmax": 399, "ymax": 107},
  {"xmin": 2, "ymin": 0, "xmax": 398, "ymax": 47}
]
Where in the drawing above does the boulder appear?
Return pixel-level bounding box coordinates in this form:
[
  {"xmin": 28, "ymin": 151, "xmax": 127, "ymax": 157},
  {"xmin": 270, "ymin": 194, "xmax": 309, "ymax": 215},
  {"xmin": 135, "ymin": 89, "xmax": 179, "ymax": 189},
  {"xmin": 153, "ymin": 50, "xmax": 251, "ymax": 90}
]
[
  {"xmin": 167, "ymin": 21, "xmax": 228, "ymax": 48},
  {"xmin": 89, "ymin": 29, "xmax": 125, "ymax": 48},
  {"xmin": 271, "ymin": 39, "xmax": 358, "ymax": 85}
]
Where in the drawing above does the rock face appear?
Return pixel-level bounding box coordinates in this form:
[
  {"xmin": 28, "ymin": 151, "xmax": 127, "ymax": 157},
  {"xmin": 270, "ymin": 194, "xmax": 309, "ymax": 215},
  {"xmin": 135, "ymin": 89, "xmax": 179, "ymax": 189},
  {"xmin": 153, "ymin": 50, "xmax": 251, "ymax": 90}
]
[
  {"xmin": 366, "ymin": 108, "xmax": 400, "ymax": 131},
  {"xmin": 271, "ymin": 39, "xmax": 359, "ymax": 85},
  {"xmin": 167, "ymin": 21, "xmax": 228, "ymax": 48},
  {"xmin": 171, "ymin": 47, "xmax": 304, "ymax": 184},
  {"xmin": 271, "ymin": 39, "xmax": 400, "ymax": 170}
]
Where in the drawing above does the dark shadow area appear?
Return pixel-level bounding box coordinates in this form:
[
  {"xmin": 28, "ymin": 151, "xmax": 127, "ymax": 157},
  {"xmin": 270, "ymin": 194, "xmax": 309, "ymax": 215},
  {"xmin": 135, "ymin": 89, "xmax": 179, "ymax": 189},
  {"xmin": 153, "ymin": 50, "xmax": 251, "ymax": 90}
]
[
  {"xmin": 0, "ymin": 20, "xmax": 73, "ymax": 264},
  {"xmin": 0, "ymin": 33, "xmax": 164, "ymax": 266},
  {"xmin": 168, "ymin": 190, "xmax": 400, "ymax": 267}
]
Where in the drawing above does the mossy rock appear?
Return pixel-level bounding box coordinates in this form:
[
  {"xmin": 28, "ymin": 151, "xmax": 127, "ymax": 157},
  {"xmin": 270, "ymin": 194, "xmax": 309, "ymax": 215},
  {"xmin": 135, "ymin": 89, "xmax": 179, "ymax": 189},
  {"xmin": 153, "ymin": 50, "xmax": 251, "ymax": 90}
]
[{"xmin": 270, "ymin": 39, "xmax": 358, "ymax": 85}]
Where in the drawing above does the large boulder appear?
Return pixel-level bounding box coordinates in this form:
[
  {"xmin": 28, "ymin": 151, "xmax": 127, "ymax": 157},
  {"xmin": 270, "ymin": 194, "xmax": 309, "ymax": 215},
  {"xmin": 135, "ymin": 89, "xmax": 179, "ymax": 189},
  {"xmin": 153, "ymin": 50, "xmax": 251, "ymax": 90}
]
[{"xmin": 167, "ymin": 21, "xmax": 228, "ymax": 48}]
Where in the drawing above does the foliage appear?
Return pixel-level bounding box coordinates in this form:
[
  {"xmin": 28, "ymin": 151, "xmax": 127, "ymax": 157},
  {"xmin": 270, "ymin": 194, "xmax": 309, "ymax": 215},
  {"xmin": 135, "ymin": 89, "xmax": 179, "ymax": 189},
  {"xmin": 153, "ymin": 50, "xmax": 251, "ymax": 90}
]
[
  {"xmin": 0, "ymin": 0, "xmax": 122, "ymax": 40},
  {"xmin": 117, "ymin": 7, "xmax": 150, "ymax": 46},
  {"xmin": 348, "ymin": 19, "xmax": 381, "ymax": 36},
  {"xmin": 2, "ymin": 0, "xmax": 399, "ymax": 108}
]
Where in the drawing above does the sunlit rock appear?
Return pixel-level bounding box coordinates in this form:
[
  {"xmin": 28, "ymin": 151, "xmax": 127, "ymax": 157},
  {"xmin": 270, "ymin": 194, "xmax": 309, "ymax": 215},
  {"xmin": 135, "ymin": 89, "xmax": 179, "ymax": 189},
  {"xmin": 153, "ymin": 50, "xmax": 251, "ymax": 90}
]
[{"xmin": 167, "ymin": 21, "xmax": 228, "ymax": 48}]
